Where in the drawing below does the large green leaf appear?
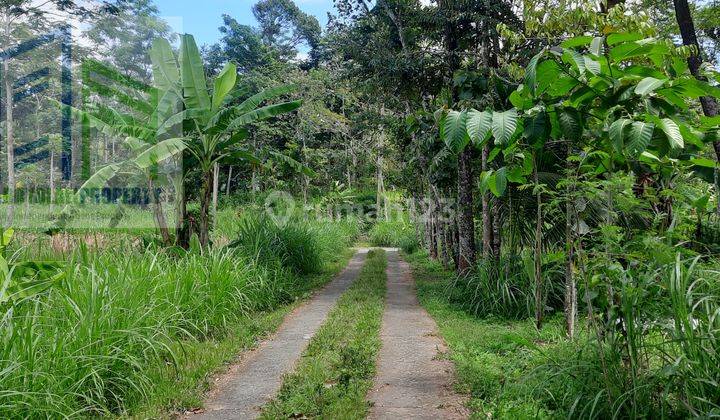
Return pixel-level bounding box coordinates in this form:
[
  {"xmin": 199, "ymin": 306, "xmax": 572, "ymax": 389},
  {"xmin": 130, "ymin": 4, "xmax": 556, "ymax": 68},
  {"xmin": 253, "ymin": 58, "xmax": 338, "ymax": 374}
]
[
  {"xmin": 610, "ymin": 41, "xmax": 654, "ymax": 61},
  {"xmin": 133, "ymin": 138, "xmax": 186, "ymax": 169},
  {"xmin": 78, "ymin": 164, "xmax": 122, "ymax": 191},
  {"xmin": 227, "ymin": 101, "xmax": 302, "ymax": 131},
  {"xmin": 566, "ymin": 50, "xmax": 586, "ymax": 75},
  {"xmin": 270, "ymin": 151, "xmax": 316, "ymax": 177},
  {"xmin": 524, "ymin": 111, "xmax": 550, "ymax": 145},
  {"xmin": 218, "ymin": 148, "xmax": 263, "ymax": 166},
  {"xmin": 235, "ymin": 84, "xmax": 298, "ymax": 115},
  {"xmin": 179, "ymin": 34, "xmax": 210, "ymax": 112},
  {"xmin": 561, "ymin": 36, "xmax": 593, "ymax": 48},
  {"xmin": 492, "ymin": 109, "xmax": 518, "ymax": 145},
  {"xmin": 655, "ymin": 117, "xmax": 683, "ymax": 149},
  {"xmin": 627, "ymin": 121, "xmax": 655, "ymax": 155},
  {"xmin": 606, "ymin": 33, "xmax": 643, "ymax": 45},
  {"xmin": 584, "ymin": 57, "xmax": 601, "ymax": 75},
  {"xmin": 558, "ymin": 109, "xmax": 582, "ymax": 139},
  {"xmin": 212, "ymin": 62, "xmax": 237, "ymax": 111},
  {"xmin": 524, "ymin": 52, "xmax": 543, "ymax": 93},
  {"xmin": 609, "ymin": 118, "xmax": 632, "ymax": 153},
  {"xmin": 466, "ymin": 109, "xmax": 492, "ymax": 146},
  {"xmin": 150, "ymin": 38, "xmax": 179, "ymax": 92},
  {"xmin": 441, "ymin": 110, "xmax": 470, "ymax": 153},
  {"xmin": 635, "ymin": 77, "xmax": 667, "ymax": 96},
  {"xmin": 216, "ymin": 129, "xmax": 250, "ymax": 152},
  {"xmin": 489, "ymin": 167, "xmax": 507, "ymax": 197}
]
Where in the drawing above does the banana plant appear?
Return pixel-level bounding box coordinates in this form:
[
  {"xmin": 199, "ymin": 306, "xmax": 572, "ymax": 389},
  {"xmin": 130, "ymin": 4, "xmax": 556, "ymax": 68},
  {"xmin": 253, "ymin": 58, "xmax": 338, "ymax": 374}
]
[
  {"xmin": 56, "ymin": 58, "xmax": 188, "ymax": 245},
  {"xmin": 150, "ymin": 35, "xmax": 303, "ymax": 247}
]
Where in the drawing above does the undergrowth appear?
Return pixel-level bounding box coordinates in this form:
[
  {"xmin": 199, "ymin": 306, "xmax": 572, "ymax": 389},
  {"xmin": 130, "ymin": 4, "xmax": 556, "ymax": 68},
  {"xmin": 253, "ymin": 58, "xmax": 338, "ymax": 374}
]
[{"xmin": 0, "ymin": 215, "xmax": 359, "ymax": 418}]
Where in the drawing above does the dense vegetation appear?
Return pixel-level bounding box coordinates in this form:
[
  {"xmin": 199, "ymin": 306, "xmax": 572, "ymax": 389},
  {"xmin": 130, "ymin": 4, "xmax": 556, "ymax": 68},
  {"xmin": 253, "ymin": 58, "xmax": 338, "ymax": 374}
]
[
  {"xmin": 2, "ymin": 0, "xmax": 720, "ymax": 417},
  {"xmin": 0, "ymin": 213, "xmax": 359, "ymax": 417}
]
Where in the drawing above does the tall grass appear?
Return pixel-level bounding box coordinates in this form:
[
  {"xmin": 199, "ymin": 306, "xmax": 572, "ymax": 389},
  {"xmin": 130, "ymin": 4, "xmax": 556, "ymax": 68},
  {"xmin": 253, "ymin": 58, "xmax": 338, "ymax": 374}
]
[
  {"xmin": 0, "ymin": 215, "xmax": 359, "ymax": 418},
  {"xmin": 368, "ymin": 217, "xmax": 418, "ymax": 253},
  {"xmin": 448, "ymin": 252, "xmax": 564, "ymax": 319}
]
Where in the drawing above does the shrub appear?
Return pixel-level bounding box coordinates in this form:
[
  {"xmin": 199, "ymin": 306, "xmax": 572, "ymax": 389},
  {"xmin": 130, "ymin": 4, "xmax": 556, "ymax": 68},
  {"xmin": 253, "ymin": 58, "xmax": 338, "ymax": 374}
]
[
  {"xmin": 229, "ymin": 214, "xmax": 360, "ymax": 276},
  {"xmin": 368, "ymin": 218, "xmax": 416, "ymax": 249},
  {"xmin": 448, "ymin": 253, "xmax": 564, "ymax": 320}
]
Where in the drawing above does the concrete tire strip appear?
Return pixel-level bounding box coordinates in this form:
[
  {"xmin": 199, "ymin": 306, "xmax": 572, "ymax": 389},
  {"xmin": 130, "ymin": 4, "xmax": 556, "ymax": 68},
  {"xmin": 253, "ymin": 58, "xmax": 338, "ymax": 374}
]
[
  {"xmin": 190, "ymin": 248, "xmax": 369, "ymax": 420},
  {"xmin": 368, "ymin": 249, "xmax": 468, "ymax": 419}
]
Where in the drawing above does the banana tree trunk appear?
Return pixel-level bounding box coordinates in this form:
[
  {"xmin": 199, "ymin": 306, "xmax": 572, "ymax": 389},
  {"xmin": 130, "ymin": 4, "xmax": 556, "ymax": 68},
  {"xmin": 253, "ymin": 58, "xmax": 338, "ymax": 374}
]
[
  {"xmin": 148, "ymin": 178, "xmax": 171, "ymax": 246},
  {"xmin": 198, "ymin": 169, "xmax": 213, "ymax": 247},
  {"xmin": 212, "ymin": 163, "xmax": 219, "ymax": 230}
]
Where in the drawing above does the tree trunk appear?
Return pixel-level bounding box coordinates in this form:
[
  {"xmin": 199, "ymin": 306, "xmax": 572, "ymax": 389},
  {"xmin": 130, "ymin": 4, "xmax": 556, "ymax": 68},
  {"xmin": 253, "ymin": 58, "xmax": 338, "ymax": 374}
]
[
  {"xmin": 226, "ymin": 166, "xmax": 233, "ymax": 196},
  {"xmin": 433, "ymin": 185, "xmax": 449, "ymax": 267},
  {"xmin": 175, "ymin": 177, "xmax": 189, "ymax": 248},
  {"xmin": 673, "ymin": 0, "xmax": 720, "ymax": 161},
  {"xmin": 428, "ymin": 191, "xmax": 438, "ymax": 259},
  {"xmin": 49, "ymin": 149, "xmax": 55, "ymax": 213},
  {"xmin": 491, "ymin": 197, "xmax": 501, "ymax": 260},
  {"xmin": 565, "ymin": 142, "xmax": 577, "ymax": 338},
  {"xmin": 481, "ymin": 143, "xmax": 491, "ymax": 259},
  {"xmin": 148, "ymin": 178, "xmax": 171, "ymax": 245},
  {"xmin": 457, "ymin": 147, "xmax": 476, "ymax": 271},
  {"xmin": 212, "ymin": 162, "xmax": 219, "ymax": 230},
  {"xmin": 4, "ymin": 57, "xmax": 15, "ymax": 226},
  {"xmin": 439, "ymin": 0, "xmax": 475, "ymax": 272},
  {"xmin": 534, "ymin": 152, "xmax": 544, "ymax": 330},
  {"xmin": 376, "ymin": 138, "xmax": 384, "ymax": 220},
  {"xmin": 198, "ymin": 169, "xmax": 213, "ymax": 248}
]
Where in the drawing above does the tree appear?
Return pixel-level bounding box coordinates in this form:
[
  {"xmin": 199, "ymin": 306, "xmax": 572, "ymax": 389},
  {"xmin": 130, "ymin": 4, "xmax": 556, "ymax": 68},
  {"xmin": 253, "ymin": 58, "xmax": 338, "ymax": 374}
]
[
  {"xmin": 459, "ymin": 31, "xmax": 720, "ymax": 336},
  {"xmin": 673, "ymin": 0, "xmax": 720, "ymax": 163},
  {"xmin": 206, "ymin": 15, "xmax": 276, "ymax": 74},
  {"xmin": 85, "ymin": 0, "xmax": 174, "ymax": 82},
  {"xmin": 60, "ymin": 57, "xmax": 187, "ymax": 244},
  {"xmin": 154, "ymin": 35, "xmax": 302, "ymax": 247},
  {"xmin": 252, "ymin": 0, "xmax": 321, "ymax": 64},
  {"xmin": 1, "ymin": 0, "xmax": 121, "ymax": 225}
]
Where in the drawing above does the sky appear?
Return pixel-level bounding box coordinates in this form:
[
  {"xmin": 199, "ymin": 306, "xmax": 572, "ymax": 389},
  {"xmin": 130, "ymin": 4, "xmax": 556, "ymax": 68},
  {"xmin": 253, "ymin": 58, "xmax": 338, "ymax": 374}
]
[{"xmin": 153, "ymin": 0, "xmax": 337, "ymax": 47}]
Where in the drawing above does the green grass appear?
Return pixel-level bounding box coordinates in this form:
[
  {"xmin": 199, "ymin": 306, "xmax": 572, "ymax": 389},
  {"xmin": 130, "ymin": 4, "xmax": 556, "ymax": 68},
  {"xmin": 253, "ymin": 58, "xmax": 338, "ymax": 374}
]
[
  {"xmin": 260, "ymin": 249, "xmax": 387, "ymax": 419},
  {"xmin": 129, "ymin": 248, "xmax": 355, "ymax": 417},
  {"xmin": 404, "ymin": 251, "xmax": 568, "ymax": 419},
  {"xmin": 368, "ymin": 218, "xmax": 418, "ymax": 253},
  {"xmin": 0, "ymin": 215, "xmax": 359, "ymax": 418}
]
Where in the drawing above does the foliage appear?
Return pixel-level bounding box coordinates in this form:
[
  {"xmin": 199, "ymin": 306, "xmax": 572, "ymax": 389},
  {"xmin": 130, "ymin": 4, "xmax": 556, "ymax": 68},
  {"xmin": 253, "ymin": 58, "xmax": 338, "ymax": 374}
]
[{"xmin": 368, "ymin": 216, "xmax": 416, "ymax": 251}]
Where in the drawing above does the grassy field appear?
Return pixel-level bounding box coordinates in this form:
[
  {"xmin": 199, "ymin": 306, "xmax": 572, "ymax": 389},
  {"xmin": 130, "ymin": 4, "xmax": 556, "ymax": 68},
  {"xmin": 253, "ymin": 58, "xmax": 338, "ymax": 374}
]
[
  {"xmin": 261, "ymin": 249, "xmax": 387, "ymax": 419},
  {"xmin": 0, "ymin": 214, "xmax": 360, "ymax": 418}
]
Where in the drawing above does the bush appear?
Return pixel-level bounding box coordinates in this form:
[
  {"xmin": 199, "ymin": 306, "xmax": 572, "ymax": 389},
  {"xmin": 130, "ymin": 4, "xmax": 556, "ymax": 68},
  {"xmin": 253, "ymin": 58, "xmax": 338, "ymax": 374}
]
[
  {"xmin": 448, "ymin": 253, "xmax": 564, "ymax": 320},
  {"xmin": 229, "ymin": 214, "xmax": 360, "ymax": 276},
  {"xmin": 368, "ymin": 218, "xmax": 416, "ymax": 249}
]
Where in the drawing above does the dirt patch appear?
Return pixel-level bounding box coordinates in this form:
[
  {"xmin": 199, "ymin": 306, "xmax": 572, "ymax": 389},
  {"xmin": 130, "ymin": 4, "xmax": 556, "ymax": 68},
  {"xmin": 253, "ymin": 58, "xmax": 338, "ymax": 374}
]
[{"xmin": 367, "ymin": 250, "xmax": 468, "ymax": 419}]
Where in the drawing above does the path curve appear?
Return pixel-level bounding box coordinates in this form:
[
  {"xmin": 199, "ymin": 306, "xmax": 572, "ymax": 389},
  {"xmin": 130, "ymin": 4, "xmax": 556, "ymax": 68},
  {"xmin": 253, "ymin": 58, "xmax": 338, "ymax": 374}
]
[
  {"xmin": 190, "ymin": 248, "xmax": 369, "ymax": 420},
  {"xmin": 368, "ymin": 249, "xmax": 467, "ymax": 419}
]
